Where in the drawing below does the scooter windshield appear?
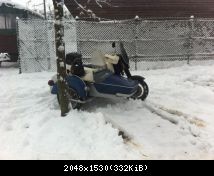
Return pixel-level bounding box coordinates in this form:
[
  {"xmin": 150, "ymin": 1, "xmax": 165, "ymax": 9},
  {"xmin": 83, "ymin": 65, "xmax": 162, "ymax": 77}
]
[
  {"xmin": 119, "ymin": 42, "xmax": 129, "ymax": 66},
  {"xmin": 90, "ymin": 50, "xmax": 106, "ymax": 67}
]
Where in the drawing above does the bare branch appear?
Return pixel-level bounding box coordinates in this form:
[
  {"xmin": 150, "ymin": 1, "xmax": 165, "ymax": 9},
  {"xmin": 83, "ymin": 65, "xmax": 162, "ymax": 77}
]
[
  {"xmin": 73, "ymin": 0, "xmax": 97, "ymax": 18},
  {"xmin": 73, "ymin": 0, "xmax": 88, "ymax": 13},
  {"xmin": 96, "ymin": 0, "xmax": 117, "ymax": 7},
  {"xmin": 95, "ymin": 0, "xmax": 102, "ymax": 8}
]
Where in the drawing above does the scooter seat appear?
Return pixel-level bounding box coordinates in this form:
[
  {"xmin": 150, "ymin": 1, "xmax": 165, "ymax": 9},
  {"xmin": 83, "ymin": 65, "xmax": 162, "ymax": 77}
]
[
  {"xmin": 82, "ymin": 67, "xmax": 112, "ymax": 83},
  {"xmin": 81, "ymin": 67, "xmax": 97, "ymax": 82}
]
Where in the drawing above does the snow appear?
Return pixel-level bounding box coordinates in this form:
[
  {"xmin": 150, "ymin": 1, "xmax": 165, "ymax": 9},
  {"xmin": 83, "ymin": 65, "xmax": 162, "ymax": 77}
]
[
  {"xmin": 0, "ymin": 53, "xmax": 10, "ymax": 62},
  {"xmin": 0, "ymin": 0, "xmax": 43, "ymax": 18},
  {"xmin": 0, "ymin": 0, "xmax": 24, "ymax": 9},
  {"xmin": 0, "ymin": 62, "xmax": 214, "ymax": 159},
  {"xmin": 55, "ymin": 20, "xmax": 62, "ymax": 26},
  {"xmin": 58, "ymin": 46, "xmax": 65, "ymax": 53}
]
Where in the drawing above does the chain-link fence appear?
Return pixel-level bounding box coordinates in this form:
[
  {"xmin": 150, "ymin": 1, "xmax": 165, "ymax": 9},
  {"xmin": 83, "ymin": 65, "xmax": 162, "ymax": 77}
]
[
  {"xmin": 17, "ymin": 18, "xmax": 214, "ymax": 73},
  {"xmin": 17, "ymin": 19, "xmax": 77, "ymax": 73}
]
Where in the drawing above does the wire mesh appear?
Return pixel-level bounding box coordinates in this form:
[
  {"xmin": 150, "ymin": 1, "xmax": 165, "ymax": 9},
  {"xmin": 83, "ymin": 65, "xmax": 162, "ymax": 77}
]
[{"xmin": 17, "ymin": 18, "xmax": 214, "ymax": 73}]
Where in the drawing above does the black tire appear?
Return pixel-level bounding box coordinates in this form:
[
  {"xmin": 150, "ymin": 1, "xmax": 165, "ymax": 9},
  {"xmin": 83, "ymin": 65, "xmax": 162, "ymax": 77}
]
[
  {"xmin": 57, "ymin": 88, "xmax": 82, "ymax": 110},
  {"xmin": 67, "ymin": 88, "xmax": 82, "ymax": 110},
  {"xmin": 131, "ymin": 75, "xmax": 149, "ymax": 101},
  {"xmin": 138, "ymin": 80, "xmax": 149, "ymax": 100}
]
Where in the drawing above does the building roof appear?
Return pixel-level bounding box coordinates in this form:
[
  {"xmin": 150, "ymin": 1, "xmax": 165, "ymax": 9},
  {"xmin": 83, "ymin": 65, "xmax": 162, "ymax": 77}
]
[
  {"xmin": 64, "ymin": 0, "xmax": 214, "ymax": 20},
  {"xmin": 0, "ymin": 0, "xmax": 44, "ymax": 18}
]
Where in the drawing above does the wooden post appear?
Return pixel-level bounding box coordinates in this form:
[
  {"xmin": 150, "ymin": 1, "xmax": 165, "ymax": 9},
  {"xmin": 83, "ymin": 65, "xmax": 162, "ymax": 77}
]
[{"xmin": 52, "ymin": 0, "xmax": 70, "ymax": 116}]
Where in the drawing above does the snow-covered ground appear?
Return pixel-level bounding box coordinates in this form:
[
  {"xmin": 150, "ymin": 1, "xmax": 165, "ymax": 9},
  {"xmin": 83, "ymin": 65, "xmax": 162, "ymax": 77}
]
[{"xmin": 0, "ymin": 62, "xmax": 214, "ymax": 160}]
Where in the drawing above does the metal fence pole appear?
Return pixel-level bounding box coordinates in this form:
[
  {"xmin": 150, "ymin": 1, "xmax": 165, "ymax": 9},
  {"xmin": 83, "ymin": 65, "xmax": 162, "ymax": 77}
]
[
  {"xmin": 188, "ymin": 15, "xmax": 194, "ymax": 65},
  {"xmin": 45, "ymin": 20, "xmax": 51, "ymax": 71},
  {"xmin": 17, "ymin": 18, "xmax": 214, "ymax": 73},
  {"xmin": 76, "ymin": 21, "xmax": 82, "ymax": 56},
  {"xmin": 134, "ymin": 18, "xmax": 140, "ymax": 70},
  {"xmin": 16, "ymin": 17, "xmax": 22, "ymax": 74}
]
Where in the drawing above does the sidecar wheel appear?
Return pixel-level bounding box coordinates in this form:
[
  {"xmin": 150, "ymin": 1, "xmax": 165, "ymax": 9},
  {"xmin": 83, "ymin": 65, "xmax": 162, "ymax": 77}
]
[
  {"xmin": 67, "ymin": 88, "xmax": 82, "ymax": 110},
  {"xmin": 57, "ymin": 89, "xmax": 82, "ymax": 110},
  {"xmin": 137, "ymin": 80, "xmax": 149, "ymax": 101}
]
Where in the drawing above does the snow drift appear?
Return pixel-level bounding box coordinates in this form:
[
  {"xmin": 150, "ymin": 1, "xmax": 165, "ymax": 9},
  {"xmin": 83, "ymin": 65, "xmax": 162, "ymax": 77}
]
[{"xmin": 0, "ymin": 62, "xmax": 214, "ymax": 159}]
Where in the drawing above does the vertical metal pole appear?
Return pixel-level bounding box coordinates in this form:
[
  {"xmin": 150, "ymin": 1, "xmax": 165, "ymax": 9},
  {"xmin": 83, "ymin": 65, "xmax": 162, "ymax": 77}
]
[
  {"xmin": 44, "ymin": 0, "xmax": 47, "ymax": 20},
  {"xmin": 134, "ymin": 18, "xmax": 140, "ymax": 71},
  {"xmin": 4, "ymin": 14, "xmax": 7, "ymax": 29},
  {"xmin": 188, "ymin": 15, "xmax": 194, "ymax": 65},
  {"xmin": 135, "ymin": 58, "xmax": 137, "ymax": 71},
  {"xmin": 16, "ymin": 17, "xmax": 22, "ymax": 74}
]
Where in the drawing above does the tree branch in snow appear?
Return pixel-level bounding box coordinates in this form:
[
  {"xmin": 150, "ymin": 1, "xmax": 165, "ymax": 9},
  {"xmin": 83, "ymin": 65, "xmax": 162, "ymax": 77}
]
[
  {"xmin": 95, "ymin": 0, "xmax": 102, "ymax": 8},
  {"xmin": 73, "ymin": 0, "xmax": 97, "ymax": 18},
  {"xmin": 96, "ymin": 0, "xmax": 114, "ymax": 7},
  {"xmin": 73, "ymin": 0, "xmax": 116, "ymax": 18},
  {"xmin": 73, "ymin": 0, "xmax": 88, "ymax": 13}
]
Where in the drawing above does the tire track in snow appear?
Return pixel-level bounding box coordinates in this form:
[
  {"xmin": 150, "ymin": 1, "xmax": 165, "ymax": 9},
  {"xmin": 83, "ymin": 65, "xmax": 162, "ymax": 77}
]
[
  {"xmin": 104, "ymin": 114, "xmax": 150, "ymax": 159},
  {"xmin": 143, "ymin": 101, "xmax": 203, "ymax": 139},
  {"xmin": 143, "ymin": 102, "xmax": 179, "ymax": 125},
  {"xmin": 91, "ymin": 99, "xmax": 211, "ymax": 159},
  {"xmin": 145, "ymin": 100, "xmax": 206, "ymax": 128},
  {"xmin": 102, "ymin": 102, "xmax": 182, "ymax": 159}
]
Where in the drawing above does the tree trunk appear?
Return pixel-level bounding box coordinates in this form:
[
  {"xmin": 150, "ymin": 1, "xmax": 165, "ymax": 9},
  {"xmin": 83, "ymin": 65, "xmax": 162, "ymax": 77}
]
[{"xmin": 52, "ymin": 0, "xmax": 70, "ymax": 116}]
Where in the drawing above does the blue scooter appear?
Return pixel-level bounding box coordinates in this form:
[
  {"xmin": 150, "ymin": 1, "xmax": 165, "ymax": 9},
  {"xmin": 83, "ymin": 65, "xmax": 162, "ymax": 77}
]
[{"xmin": 48, "ymin": 42, "xmax": 149, "ymax": 109}]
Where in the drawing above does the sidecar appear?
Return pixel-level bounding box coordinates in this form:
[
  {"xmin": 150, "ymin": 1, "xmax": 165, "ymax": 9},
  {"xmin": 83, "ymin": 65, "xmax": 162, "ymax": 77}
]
[{"xmin": 48, "ymin": 42, "xmax": 149, "ymax": 109}]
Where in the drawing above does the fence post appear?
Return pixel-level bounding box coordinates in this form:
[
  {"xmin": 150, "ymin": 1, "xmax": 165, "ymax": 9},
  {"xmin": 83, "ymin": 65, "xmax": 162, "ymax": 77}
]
[
  {"xmin": 45, "ymin": 20, "xmax": 51, "ymax": 71},
  {"xmin": 47, "ymin": 57, "xmax": 51, "ymax": 70},
  {"xmin": 16, "ymin": 17, "xmax": 22, "ymax": 74},
  {"xmin": 188, "ymin": 15, "xmax": 194, "ymax": 65},
  {"xmin": 134, "ymin": 16, "xmax": 140, "ymax": 70}
]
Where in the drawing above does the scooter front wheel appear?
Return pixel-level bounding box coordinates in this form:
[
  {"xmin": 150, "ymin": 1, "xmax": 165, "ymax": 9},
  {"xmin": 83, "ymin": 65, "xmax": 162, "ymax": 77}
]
[
  {"xmin": 131, "ymin": 76, "xmax": 149, "ymax": 101},
  {"xmin": 137, "ymin": 80, "xmax": 149, "ymax": 101}
]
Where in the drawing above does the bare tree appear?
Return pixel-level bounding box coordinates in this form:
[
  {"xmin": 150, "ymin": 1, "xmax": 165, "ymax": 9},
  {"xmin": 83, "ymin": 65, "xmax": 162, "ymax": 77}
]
[
  {"xmin": 52, "ymin": 0, "xmax": 70, "ymax": 116},
  {"xmin": 73, "ymin": 0, "xmax": 114, "ymax": 18}
]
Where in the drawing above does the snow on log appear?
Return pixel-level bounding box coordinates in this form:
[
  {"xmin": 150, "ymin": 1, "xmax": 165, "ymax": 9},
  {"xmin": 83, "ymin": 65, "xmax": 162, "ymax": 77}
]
[
  {"xmin": 58, "ymin": 46, "xmax": 65, "ymax": 53},
  {"xmin": 0, "ymin": 0, "xmax": 44, "ymax": 18}
]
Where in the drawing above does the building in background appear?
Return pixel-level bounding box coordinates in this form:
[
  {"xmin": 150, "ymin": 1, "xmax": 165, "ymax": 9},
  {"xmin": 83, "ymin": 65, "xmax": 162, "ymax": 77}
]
[
  {"xmin": 64, "ymin": 0, "xmax": 214, "ymax": 20},
  {"xmin": 0, "ymin": 1, "xmax": 43, "ymax": 62}
]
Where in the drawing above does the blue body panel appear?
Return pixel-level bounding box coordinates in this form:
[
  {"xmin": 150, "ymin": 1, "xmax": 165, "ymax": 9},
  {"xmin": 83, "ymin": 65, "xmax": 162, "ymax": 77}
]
[
  {"xmin": 51, "ymin": 84, "xmax": 58, "ymax": 94},
  {"xmin": 50, "ymin": 75, "xmax": 87, "ymax": 99},
  {"xmin": 50, "ymin": 74, "xmax": 138, "ymax": 98},
  {"xmin": 66, "ymin": 75, "xmax": 87, "ymax": 99},
  {"xmin": 94, "ymin": 75, "xmax": 138, "ymax": 95}
]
